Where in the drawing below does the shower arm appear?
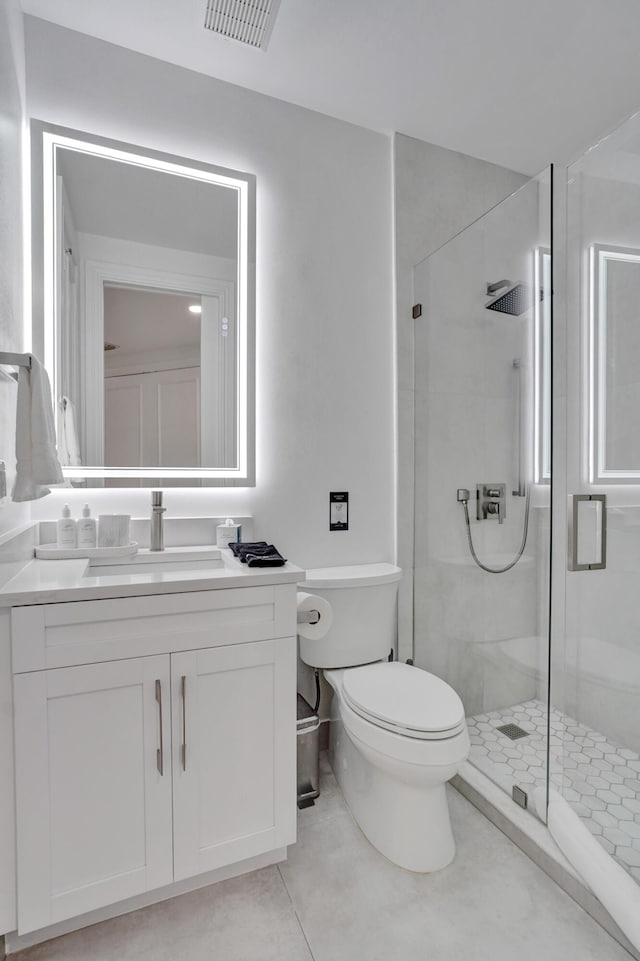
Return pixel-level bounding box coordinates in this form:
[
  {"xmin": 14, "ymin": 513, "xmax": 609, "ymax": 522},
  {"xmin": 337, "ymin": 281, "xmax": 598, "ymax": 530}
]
[{"xmin": 486, "ymin": 279, "xmax": 511, "ymax": 295}]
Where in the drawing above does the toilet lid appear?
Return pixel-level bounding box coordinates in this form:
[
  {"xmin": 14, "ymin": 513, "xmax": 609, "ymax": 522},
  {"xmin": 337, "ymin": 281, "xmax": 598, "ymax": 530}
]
[{"xmin": 342, "ymin": 662, "xmax": 465, "ymax": 738}]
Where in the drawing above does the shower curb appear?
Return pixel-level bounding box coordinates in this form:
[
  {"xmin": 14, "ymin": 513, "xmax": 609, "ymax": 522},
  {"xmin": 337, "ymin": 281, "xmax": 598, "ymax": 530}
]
[{"xmin": 452, "ymin": 763, "xmax": 640, "ymax": 960}]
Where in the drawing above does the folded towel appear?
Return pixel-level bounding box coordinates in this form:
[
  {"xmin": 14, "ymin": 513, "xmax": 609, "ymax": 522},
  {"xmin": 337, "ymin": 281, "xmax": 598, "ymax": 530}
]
[
  {"xmin": 228, "ymin": 542, "xmax": 287, "ymax": 566},
  {"xmin": 245, "ymin": 551, "xmax": 287, "ymax": 568},
  {"xmin": 58, "ymin": 396, "xmax": 82, "ymax": 466},
  {"xmin": 228, "ymin": 541, "xmax": 268, "ymax": 559},
  {"xmin": 12, "ymin": 357, "xmax": 64, "ymax": 502}
]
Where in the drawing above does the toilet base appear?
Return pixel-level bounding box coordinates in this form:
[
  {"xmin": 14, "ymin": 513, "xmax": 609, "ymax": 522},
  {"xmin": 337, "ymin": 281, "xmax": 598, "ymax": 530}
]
[{"xmin": 330, "ymin": 716, "xmax": 456, "ymax": 873}]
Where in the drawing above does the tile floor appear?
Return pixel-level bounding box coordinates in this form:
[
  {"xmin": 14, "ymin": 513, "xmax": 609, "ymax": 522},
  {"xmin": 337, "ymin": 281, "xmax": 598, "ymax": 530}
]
[
  {"xmin": 468, "ymin": 698, "xmax": 640, "ymax": 883},
  {"xmin": 12, "ymin": 754, "xmax": 631, "ymax": 961}
]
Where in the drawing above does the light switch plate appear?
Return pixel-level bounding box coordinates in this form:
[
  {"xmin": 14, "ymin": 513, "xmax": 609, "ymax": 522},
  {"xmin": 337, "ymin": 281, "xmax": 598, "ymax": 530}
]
[{"xmin": 330, "ymin": 492, "xmax": 348, "ymax": 531}]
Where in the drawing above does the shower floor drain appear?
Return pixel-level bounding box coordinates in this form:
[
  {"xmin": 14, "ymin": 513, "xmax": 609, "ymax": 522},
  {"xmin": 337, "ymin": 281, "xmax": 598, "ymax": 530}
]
[{"xmin": 497, "ymin": 723, "xmax": 529, "ymax": 740}]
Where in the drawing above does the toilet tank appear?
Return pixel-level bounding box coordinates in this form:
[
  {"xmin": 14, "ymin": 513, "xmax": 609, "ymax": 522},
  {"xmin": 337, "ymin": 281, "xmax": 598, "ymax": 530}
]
[{"xmin": 298, "ymin": 563, "xmax": 402, "ymax": 669}]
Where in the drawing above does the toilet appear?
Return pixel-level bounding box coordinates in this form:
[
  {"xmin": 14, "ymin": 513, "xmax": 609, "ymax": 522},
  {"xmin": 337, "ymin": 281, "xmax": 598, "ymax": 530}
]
[{"xmin": 299, "ymin": 563, "xmax": 470, "ymax": 873}]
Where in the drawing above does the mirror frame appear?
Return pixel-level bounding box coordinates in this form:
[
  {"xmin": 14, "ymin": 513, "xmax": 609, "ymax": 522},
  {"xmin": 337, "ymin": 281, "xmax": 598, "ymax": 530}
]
[
  {"xmin": 31, "ymin": 120, "xmax": 256, "ymax": 485},
  {"xmin": 589, "ymin": 243, "xmax": 640, "ymax": 484}
]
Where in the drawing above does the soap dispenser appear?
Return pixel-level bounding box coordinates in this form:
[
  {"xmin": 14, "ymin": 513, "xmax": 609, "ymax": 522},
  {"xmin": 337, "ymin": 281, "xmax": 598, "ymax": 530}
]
[
  {"xmin": 57, "ymin": 504, "xmax": 77, "ymax": 549},
  {"xmin": 77, "ymin": 504, "xmax": 97, "ymax": 549}
]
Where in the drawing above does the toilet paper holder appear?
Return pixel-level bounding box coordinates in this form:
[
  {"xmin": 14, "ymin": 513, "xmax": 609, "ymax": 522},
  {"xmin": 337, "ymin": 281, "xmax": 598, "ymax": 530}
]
[{"xmin": 297, "ymin": 609, "xmax": 321, "ymax": 626}]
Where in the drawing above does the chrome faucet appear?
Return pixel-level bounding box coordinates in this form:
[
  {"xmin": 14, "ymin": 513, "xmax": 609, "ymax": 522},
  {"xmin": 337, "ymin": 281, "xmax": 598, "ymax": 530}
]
[{"xmin": 150, "ymin": 491, "xmax": 166, "ymax": 551}]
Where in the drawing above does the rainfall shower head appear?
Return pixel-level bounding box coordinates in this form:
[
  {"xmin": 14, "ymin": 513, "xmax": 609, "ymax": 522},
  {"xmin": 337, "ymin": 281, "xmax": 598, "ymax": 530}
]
[{"xmin": 485, "ymin": 280, "xmax": 531, "ymax": 316}]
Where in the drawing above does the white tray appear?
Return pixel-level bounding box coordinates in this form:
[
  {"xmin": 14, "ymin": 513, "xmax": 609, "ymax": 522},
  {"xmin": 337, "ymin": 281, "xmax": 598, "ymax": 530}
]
[{"xmin": 35, "ymin": 542, "xmax": 138, "ymax": 561}]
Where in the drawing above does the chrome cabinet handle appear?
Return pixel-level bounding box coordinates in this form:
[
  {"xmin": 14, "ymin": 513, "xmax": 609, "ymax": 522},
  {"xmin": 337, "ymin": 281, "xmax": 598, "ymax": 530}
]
[
  {"xmin": 155, "ymin": 679, "xmax": 164, "ymax": 776},
  {"xmin": 181, "ymin": 675, "xmax": 187, "ymax": 771}
]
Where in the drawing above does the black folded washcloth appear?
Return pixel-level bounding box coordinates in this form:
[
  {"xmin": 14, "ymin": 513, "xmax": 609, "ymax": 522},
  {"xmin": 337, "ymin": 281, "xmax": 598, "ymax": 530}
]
[
  {"xmin": 228, "ymin": 541, "xmax": 268, "ymax": 558},
  {"xmin": 228, "ymin": 541, "xmax": 287, "ymax": 567},
  {"xmin": 245, "ymin": 550, "xmax": 287, "ymax": 567}
]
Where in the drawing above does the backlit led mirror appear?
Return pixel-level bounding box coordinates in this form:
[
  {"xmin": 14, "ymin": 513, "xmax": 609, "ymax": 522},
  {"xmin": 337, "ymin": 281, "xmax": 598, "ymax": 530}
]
[
  {"xmin": 589, "ymin": 244, "xmax": 640, "ymax": 482},
  {"xmin": 31, "ymin": 121, "xmax": 255, "ymax": 486}
]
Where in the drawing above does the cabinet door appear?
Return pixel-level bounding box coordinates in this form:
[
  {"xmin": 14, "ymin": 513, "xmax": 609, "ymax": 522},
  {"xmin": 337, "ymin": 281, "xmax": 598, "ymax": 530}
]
[
  {"xmin": 172, "ymin": 637, "xmax": 296, "ymax": 880},
  {"xmin": 14, "ymin": 656, "xmax": 173, "ymax": 933}
]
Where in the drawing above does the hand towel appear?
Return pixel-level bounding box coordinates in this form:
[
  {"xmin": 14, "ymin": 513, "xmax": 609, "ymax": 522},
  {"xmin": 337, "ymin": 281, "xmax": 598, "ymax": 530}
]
[
  {"xmin": 12, "ymin": 357, "xmax": 64, "ymax": 502},
  {"xmin": 228, "ymin": 542, "xmax": 287, "ymax": 566},
  {"xmin": 244, "ymin": 550, "xmax": 287, "ymax": 568},
  {"xmin": 228, "ymin": 541, "xmax": 268, "ymax": 558},
  {"xmin": 58, "ymin": 396, "xmax": 82, "ymax": 466}
]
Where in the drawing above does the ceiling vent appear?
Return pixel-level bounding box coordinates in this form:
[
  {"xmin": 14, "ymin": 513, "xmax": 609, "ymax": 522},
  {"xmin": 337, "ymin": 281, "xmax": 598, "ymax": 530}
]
[{"xmin": 203, "ymin": 0, "xmax": 282, "ymax": 50}]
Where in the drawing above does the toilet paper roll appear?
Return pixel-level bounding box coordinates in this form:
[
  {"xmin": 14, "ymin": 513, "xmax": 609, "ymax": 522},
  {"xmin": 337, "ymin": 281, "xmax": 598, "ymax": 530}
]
[{"xmin": 296, "ymin": 592, "xmax": 333, "ymax": 640}]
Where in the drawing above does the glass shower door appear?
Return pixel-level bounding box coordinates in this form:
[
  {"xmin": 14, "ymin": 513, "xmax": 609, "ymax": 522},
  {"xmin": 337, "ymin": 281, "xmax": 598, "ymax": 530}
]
[
  {"xmin": 557, "ymin": 112, "xmax": 640, "ymax": 883},
  {"xmin": 412, "ymin": 168, "xmax": 553, "ymax": 813}
]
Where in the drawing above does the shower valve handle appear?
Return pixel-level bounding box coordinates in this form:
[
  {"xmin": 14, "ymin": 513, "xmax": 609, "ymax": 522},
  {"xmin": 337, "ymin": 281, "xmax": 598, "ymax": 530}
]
[{"xmin": 487, "ymin": 501, "xmax": 505, "ymax": 525}]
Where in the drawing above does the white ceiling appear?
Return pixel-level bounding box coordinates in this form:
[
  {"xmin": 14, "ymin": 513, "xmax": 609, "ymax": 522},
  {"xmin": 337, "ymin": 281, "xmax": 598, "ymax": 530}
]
[
  {"xmin": 58, "ymin": 147, "xmax": 238, "ymax": 258},
  {"xmin": 21, "ymin": 0, "xmax": 640, "ymax": 174}
]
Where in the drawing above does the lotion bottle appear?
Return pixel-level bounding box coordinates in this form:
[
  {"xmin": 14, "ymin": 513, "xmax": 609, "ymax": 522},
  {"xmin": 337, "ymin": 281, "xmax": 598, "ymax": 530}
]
[
  {"xmin": 77, "ymin": 504, "xmax": 97, "ymax": 549},
  {"xmin": 57, "ymin": 504, "xmax": 77, "ymax": 549}
]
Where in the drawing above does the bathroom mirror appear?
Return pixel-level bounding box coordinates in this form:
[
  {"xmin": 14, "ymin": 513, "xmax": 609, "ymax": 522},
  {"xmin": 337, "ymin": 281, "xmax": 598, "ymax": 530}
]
[
  {"xmin": 31, "ymin": 121, "xmax": 255, "ymax": 486},
  {"xmin": 590, "ymin": 244, "xmax": 640, "ymax": 483}
]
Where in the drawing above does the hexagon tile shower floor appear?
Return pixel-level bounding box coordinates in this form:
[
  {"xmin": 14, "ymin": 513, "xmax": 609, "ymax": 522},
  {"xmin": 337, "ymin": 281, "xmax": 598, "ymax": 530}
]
[{"xmin": 467, "ymin": 699, "xmax": 640, "ymax": 882}]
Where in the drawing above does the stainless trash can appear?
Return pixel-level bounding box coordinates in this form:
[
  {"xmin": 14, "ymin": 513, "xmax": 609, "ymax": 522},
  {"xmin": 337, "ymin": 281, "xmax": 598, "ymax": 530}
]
[{"xmin": 297, "ymin": 693, "xmax": 320, "ymax": 809}]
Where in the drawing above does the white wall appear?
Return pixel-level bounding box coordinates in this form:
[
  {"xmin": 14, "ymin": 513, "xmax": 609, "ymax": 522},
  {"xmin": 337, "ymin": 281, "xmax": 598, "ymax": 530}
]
[
  {"xmin": 0, "ymin": 0, "xmax": 28, "ymax": 538},
  {"xmin": 0, "ymin": 0, "xmax": 26, "ymax": 935},
  {"xmin": 24, "ymin": 16, "xmax": 395, "ymax": 572}
]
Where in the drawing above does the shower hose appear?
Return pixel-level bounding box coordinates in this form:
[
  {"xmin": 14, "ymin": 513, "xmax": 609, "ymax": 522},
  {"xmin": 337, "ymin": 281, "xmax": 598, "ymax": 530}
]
[{"xmin": 458, "ymin": 486, "xmax": 531, "ymax": 574}]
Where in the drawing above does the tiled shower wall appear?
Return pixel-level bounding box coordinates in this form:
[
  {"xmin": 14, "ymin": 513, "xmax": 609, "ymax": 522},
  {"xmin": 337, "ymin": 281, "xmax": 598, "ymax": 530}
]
[
  {"xmin": 411, "ymin": 175, "xmax": 551, "ymax": 718},
  {"xmin": 393, "ymin": 133, "xmax": 528, "ymax": 663}
]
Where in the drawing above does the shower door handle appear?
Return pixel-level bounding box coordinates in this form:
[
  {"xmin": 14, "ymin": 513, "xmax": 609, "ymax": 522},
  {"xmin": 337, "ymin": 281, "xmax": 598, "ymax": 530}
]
[{"xmin": 568, "ymin": 494, "xmax": 606, "ymax": 571}]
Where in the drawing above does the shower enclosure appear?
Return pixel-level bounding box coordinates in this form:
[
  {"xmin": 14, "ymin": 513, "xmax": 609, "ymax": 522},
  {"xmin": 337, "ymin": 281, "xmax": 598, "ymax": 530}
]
[
  {"xmin": 413, "ymin": 107, "xmax": 640, "ymax": 907},
  {"xmin": 413, "ymin": 167, "xmax": 552, "ymax": 810}
]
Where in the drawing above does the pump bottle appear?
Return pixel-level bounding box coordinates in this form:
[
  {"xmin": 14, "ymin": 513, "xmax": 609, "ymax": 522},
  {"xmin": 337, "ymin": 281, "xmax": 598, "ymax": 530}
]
[
  {"xmin": 77, "ymin": 504, "xmax": 97, "ymax": 549},
  {"xmin": 57, "ymin": 504, "xmax": 77, "ymax": 549}
]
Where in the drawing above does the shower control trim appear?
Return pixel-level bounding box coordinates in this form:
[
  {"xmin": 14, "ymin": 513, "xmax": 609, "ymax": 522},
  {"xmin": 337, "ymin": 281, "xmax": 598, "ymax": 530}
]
[{"xmin": 477, "ymin": 483, "xmax": 506, "ymax": 525}]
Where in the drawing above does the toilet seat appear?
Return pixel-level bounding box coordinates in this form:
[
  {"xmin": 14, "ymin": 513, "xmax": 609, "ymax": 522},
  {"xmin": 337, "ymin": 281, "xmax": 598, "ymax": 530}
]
[{"xmin": 341, "ymin": 661, "xmax": 466, "ymax": 740}]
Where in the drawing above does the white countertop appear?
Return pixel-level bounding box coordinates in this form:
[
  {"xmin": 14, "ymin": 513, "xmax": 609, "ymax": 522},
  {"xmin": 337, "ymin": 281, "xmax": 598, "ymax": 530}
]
[{"xmin": 0, "ymin": 549, "xmax": 304, "ymax": 607}]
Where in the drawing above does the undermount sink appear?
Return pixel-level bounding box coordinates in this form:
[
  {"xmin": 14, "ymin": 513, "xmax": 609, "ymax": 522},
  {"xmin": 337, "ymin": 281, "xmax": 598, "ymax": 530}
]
[{"xmin": 85, "ymin": 546, "xmax": 224, "ymax": 578}]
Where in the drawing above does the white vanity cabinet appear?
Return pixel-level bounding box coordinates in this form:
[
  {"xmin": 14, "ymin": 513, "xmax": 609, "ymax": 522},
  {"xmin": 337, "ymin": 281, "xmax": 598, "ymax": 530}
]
[
  {"xmin": 11, "ymin": 585, "xmax": 297, "ymax": 935},
  {"xmin": 14, "ymin": 655, "xmax": 174, "ymax": 932},
  {"xmin": 171, "ymin": 639, "xmax": 293, "ymax": 880}
]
